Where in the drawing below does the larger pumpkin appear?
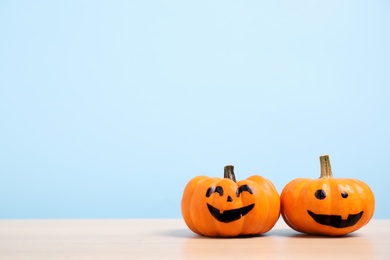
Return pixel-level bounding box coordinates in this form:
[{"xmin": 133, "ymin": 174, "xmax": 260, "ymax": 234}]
[
  {"xmin": 280, "ymin": 154, "xmax": 375, "ymax": 236},
  {"xmin": 181, "ymin": 165, "xmax": 280, "ymax": 237}
]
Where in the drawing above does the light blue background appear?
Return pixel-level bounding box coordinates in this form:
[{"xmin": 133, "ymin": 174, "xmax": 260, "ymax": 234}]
[{"xmin": 1, "ymin": 0, "xmax": 389, "ymax": 219}]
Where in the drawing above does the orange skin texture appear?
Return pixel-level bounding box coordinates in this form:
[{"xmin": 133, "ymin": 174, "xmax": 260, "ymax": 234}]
[
  {"xmin": 280, "ymin": 177, "xmax": 375, "ymax": 236},
  {"xmin": 181, "ymin": 175, "xmax": 280, "ymax": 237}
]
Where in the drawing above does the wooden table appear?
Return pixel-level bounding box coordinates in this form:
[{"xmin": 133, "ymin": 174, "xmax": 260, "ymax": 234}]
[{"xmin": 0, "ymin": 219, "xmax": 388, "ymax": 259}]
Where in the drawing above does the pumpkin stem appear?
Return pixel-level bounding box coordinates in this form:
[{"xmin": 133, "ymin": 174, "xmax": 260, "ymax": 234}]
[
  {"xmin": 224, "ymin": 165, "xmax": 236, "ymax": 182},
  {"xmin": 319, "ymin": 154, "xmax": 333, "ymax": 178}
]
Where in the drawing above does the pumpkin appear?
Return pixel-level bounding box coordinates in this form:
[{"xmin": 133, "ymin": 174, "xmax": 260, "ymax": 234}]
[
  {"xmin": 280, "ymin": 154, "xmax": 375, "ymax": 236},
  {"xmin": 181, "ymin": 165, "xmax": 280, "ymax": 237}
]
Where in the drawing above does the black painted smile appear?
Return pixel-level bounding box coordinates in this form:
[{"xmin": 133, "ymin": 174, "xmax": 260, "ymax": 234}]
[
  {"xmin": 307, "ymin": 210, "xmax": 364, "ymax": 228},
  {"xmin": 207, "ymin": 203, "xmax": 255, "ymax": 223}
]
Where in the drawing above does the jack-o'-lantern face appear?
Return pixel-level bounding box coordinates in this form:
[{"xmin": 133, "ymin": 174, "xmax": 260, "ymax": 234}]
[
  {"xmin": 306, "ymin": 185, "xmax": 364, "ymax": 228},
  {"xmin": 205, "ymin": 181, "xmax": 255, "ymax": 223},
  {"xmin": 181, "ymin": 166, "xmax": 280, "ymax": 237}
]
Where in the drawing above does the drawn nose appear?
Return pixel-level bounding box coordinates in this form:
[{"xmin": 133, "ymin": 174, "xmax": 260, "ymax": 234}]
[{"xmin": 227, "ymin": 196, "xmax": 233, "ymax": 202}]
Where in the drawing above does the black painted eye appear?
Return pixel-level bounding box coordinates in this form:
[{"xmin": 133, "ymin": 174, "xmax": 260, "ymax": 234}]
[
  {"xmin": 236, "ymin": 185, "xmax": 254, "ymax": 197},
  {"xmin": 315, "ymin": 189, "xmax": 326, "ymax": 200},
  {"xmin": 215, "ymin": 186, "xmax": 224, "ymax": 196},
  {"xmin": 206, "ymin": 186, "xmax": 224, "ymax": 197},
  {"xmin": 206, "ymin": 187, "xmax": 215, "ymax": 197},
  {"xmin": 341, "ymin": 191, "xmax": 348, "ymax": 198}
]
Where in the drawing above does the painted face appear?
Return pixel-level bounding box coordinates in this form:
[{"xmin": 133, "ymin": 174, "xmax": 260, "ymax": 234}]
[
  {"xmin": 206, "ymin": 184, "xmax": 255, "ymax": 223},
  {"xmin": 307, "ymin": 187, "xmax": 363, "ymax": 228}
]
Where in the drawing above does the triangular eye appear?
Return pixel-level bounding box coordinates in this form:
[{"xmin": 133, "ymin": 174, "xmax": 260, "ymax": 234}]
[
  {"xmin": 236, "ymin": 185, "xmax": 253, "ymax": 197},
  {"xmin": 206, "ymin": 186, "xmax": 224, "ymax": 197}
]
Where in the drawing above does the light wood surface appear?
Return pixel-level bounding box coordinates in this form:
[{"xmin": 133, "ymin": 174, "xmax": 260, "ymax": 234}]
[{"xmin": 0, "ymin": 219, "xmax": 389, "ymax": 259}]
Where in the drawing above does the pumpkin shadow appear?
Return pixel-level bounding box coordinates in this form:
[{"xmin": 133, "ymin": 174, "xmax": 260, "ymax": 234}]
[
  {"xmin": 265, "ymin": 228, "xmax": 298, "ymax": 237},
  {"xmin": 159, "ymin": 229, "xmax": 266, "ymax": 239},
  {"xmin": 263, "ymin": 227, "xmax": 363, "ymax": 238},
  {"xmin": 289, "ymin": 233, "xmax": 359, "ymax": 238},
  {"xmin": 159, "ymin": 227, "xmax": 361, "ymax": 239},
  {"xmin": 278, "ymin": 230, "xmax": 360, "ymax": 239}
]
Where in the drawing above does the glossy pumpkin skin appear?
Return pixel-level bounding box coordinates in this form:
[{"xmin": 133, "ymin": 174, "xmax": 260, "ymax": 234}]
[
  {"xmin": 181, "ymin": 167, "xmax": 280, "ymax": 237},
  {"xmin": 281, "ymin": 155, "xmax": 375, "ymax": 236}
]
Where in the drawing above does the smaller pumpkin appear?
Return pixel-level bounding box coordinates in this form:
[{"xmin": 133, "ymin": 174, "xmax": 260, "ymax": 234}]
[
  {"xmin": 181, "ymin": 165, "xmax": 280, "ymax": 237},
  {"xmin": 280, "ymin": 154, "xmax": 375, "ymax": 236}
]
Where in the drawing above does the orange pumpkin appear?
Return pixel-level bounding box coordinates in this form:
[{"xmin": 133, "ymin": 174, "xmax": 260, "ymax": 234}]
[
  {"xmin": 280, "ymin": 154, "xmax": 375, "ymax": 236},
  {"xmin": 181, "ymin": 165, "xmax": 280, "ymax": 237}
]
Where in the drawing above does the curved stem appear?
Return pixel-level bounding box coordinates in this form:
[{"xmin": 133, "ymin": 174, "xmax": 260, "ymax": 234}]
[
  {"xmin": 224, "ymin": 165, "xmax": 236, "ymax": 182},
  {"xmin": 320, "ymin": 154, "xmax": 333, "ymax": 178}
]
